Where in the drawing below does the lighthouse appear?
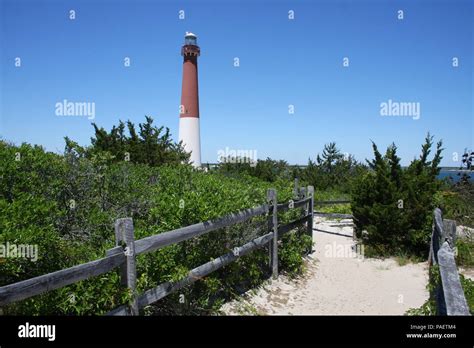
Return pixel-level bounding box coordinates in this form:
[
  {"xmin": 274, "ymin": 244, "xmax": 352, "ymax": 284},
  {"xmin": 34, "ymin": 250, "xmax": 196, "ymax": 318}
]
[{"xmin": 179, "ymin": 32, "xmax": 201, "ymax": 167}]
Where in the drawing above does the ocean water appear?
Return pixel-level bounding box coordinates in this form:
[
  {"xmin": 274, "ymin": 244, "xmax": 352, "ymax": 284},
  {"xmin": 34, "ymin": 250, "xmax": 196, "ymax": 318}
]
[{"xmin": 437, "ymin": 170, "xmax": 473, "ymax": 182}]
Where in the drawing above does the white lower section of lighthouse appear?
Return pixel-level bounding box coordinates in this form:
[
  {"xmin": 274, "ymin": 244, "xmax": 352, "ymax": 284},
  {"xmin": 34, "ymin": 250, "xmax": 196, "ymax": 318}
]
[{"xmin": 179, "ymin": 117, "xmax": 201, "ymax": 167}]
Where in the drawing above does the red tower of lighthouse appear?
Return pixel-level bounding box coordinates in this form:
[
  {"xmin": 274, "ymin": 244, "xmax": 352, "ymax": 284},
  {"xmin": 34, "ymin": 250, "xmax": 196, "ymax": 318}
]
[{"xmin": 179, "ymin": 32, "xmax": 201, "ymax": 167}]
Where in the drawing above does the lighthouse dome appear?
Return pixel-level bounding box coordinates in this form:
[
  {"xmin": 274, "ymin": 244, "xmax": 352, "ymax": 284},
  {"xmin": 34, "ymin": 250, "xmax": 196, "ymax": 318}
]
[{"xmin": 184, "ymin": 32, "xmax": 197, "ymax": 45}]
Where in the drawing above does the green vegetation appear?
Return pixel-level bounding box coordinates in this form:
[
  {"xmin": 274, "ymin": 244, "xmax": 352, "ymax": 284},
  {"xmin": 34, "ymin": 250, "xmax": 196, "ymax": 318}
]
[
  {"xmin": 216, "ymin": 157, "xmax": 293, "ymax": 183},
  {"xmin": 2, "ymin": 116, "xmax": 471, "ymax": 316},
  {"xmin": 407, "ymin": 266, "xmax": 474, "ymax": 316},
  {"xmin": 352, "ymin": 134, "xmax": 443, "ymax": 258},
  {"xmin": 294, "ymin": 142, "xmax": 368, "ymax": 193},
  {"xmin": 460, "ymin": 275, "xmax": 474, "ymax": 314},
  {"xmin": 406, "ymin": 265, "xmax": 439, "ymax": 316},
  {"xmin": 214, "ymin": 142, "xmax": 367, "ymax": 195},
  {"xmin": 405, "ymin": 173, "xmax": 474, "ymax": 316},
  {"xmin": 456, "ymin": 239, "xmax": 474, "ymax": 268},
  {"xmin": 0, "ymin": 118, "xmax": 311, "ymax": 315},
  {"xmin": 435, "ymin": 175, "xmax": 474, "ymax": 228},
  {"xmin": 72, "ymin": 116, "xmax": 190, "ymax": 166}
]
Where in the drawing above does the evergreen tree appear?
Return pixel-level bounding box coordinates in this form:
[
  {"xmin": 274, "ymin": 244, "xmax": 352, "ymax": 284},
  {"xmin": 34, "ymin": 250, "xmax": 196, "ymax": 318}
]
[
  {"xmin": 302, "ymin": 142, "xmax": 366, "ymax": 192},
  {"xmin": 352, "ymin": 134, "xmax": 443, "ymax": 256},
  {"xmin": 68, "ymin": 117, "xmax": 190, "ymax": 166}
]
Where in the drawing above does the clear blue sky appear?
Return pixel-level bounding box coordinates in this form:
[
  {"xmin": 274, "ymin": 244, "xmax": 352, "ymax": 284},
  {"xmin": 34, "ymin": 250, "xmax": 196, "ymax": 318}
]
[{"xmin": 1, "ymin": 0, "xmax": 472, "ymax": 166}]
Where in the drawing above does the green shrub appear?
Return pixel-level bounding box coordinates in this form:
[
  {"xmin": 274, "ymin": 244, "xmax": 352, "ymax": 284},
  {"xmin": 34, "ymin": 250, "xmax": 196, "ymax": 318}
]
[
  {"xmin": 406, "ymin": 265, "xmax": 439, "ymax": 315},
  {"xmin": 460, "ymin": 274, "xmax": 474, "ymax": 315},
  {"xmin": 435, "ymin": 177, "xmax": 474, "ymax": 228},
  {"xmin": 352, "ymin": 134, "xmax": 443, "ymax": 257},
  {"xmin": 68, "ymin": 116, "xmax": 190, "ymax": 166},
  {"xmin": 0, "ymin": 137, "xmax": 309, "ymax": 315},
  {"xmin": 456, "ymin": 239, "xmax": 474, "ymax": 267},
  {"xmin": 216, "ymin": 157, "xmax": 293, "ymax": 183},
  {"xmin": 297, "ymin": 142, "xmax": 368, "ymax": 193},
  {"xmin": 279, "ymin": 232, "xmax": 312, "ymax": 275},
  {"xmin": 406, "ymin": 265, "xmax": 474, "ymax": 316}
]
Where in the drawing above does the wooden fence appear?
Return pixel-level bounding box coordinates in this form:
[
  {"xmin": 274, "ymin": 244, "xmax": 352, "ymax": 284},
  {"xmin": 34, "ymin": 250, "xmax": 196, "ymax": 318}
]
[
  {"xmin": 0, "ymin": 185, "xmax": 314, "ymax": 316},
  {"xmin": 428, "ymin": 208, "xmax": 470, "ymax": 315}
]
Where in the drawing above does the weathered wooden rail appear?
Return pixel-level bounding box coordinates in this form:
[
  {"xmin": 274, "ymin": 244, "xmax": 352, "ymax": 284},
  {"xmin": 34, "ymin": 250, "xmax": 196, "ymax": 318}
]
[
  {"xmin": 0, "ymin": 185, "xmax": 314, "ymax": 316},
  {"xmin": 428, "ymin": 208, "xmax": 470, "ymax": 315}
]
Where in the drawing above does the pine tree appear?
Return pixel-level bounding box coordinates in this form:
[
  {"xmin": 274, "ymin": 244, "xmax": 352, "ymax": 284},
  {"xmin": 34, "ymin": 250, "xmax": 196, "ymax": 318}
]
[
  {"xmin": 352, "ymin": 134, "xmax": 443, "ymax": 256},
  {"xmin": 68, "ymin": 117, "xmax": 190, "ymax": 166}
]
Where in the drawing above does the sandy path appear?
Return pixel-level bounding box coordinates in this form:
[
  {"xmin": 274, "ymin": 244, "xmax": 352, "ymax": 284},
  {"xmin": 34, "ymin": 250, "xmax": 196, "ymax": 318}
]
[{"xmin": 221, "ymin": 217, "xmax": 429, "ymax": 315}]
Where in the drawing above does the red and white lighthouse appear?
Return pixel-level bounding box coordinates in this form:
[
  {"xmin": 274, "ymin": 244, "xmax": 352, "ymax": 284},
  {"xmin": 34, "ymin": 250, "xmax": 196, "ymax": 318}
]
[{"xmin": 179, "ymin": 32, "xmax": 201, "ymax": 167}]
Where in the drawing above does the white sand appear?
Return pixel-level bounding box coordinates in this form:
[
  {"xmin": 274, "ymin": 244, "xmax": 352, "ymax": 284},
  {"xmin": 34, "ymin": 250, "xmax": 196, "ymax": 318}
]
[{"xmin": 220, "ymin": 217, "xmax": 429, "ymax": 315}]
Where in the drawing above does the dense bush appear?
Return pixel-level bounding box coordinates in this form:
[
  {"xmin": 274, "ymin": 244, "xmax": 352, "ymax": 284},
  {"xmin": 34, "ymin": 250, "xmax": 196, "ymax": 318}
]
[
  {"xmin": 298, "ymin": 142, "xmax": 368, "ymax": 193},
  {"xmin": 406, "ymin": 266, "xmax": 474, "ymax": 316},
  {"xmin": 214, "ymin": 143, "xmax": 367, "ymax": 196},
  {"xmin": 66, "ymin": 116, "xmax": 190, "ymax": 166},
  {"xmin": 215, "ymin": 157, "xmax": 294, "ymax": 183},
  {"xmin": 352, "ymin": 134, "xmax": 443, "ymax": 257},
  {"xmin": 456, "ymin": 239, "xmax": 474, "ymax": 268},
  {"xmin": 0, "ymin": 134, "xmax": 309, "ymax": 315},
  {"xmin": 435, "ymin": 176, "xmax": 474, "ymax": 228},
  {"xmin": 296, "ymin": 142, "xmax": 368, "ymax": 193}
]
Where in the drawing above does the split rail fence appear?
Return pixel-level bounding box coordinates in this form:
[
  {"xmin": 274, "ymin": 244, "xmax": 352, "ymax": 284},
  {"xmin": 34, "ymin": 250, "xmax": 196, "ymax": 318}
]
[
  {"xmin": 429, "ymin": 208, "xmax": 470, "ymax": 315},
  {"xmin": 0, "ymin": 184, "xmax": 314, "ymax": 316}
]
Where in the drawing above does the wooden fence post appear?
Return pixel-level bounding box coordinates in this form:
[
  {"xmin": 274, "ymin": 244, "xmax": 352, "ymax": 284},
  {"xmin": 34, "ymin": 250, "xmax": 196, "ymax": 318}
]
[
  {"xmin": 267, "ymin": 189, "xmax": 278, "ymax": 279},
  {"xmin": 437, "ymin": 242, "xmax": 470, "ymax": 315},
  {"xmin": 115, "ymin": 218, "xmax": 139, "ymax": 315},
  {"xmin": 266, "ymin": 194, "xmax": 273, "ymax": 271},
  {"xmin": 307, "ymin": 186, "xmax": 314, "ymax": 252}
]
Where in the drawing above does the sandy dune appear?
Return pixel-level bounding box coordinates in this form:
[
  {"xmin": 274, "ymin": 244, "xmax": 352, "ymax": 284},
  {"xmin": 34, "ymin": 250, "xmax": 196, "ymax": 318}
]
[{"xmin": 221, "ymin": 217, "xmax": 429, "ymax": 315}]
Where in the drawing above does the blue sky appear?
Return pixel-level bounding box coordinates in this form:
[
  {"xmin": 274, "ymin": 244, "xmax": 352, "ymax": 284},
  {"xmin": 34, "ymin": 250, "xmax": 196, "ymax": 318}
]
[{"xmin": 1, "ymin": 0, "xmax": 472, "ymax": 166}]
